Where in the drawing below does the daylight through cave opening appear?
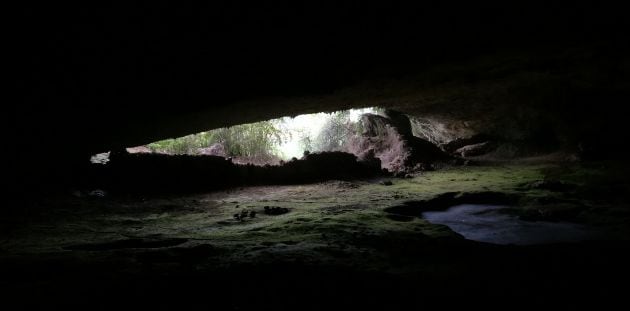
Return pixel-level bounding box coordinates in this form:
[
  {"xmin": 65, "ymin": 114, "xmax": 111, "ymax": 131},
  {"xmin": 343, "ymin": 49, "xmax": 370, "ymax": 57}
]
[
  {"xmin": 86, "ymin": 107, "xmax": 471, "ymax": 194},
  {"xmin": 141, "ymin": 107, "xmax": 380, "ymax": 163},
  {"xmin": 93, "ymin": 107, "xmax": 382, "ymax": 166}
]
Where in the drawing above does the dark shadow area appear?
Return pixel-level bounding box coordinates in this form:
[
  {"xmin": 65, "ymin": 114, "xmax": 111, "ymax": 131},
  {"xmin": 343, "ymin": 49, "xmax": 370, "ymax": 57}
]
[
  {"xmin": 86, "ymin": 151, "xmax": 385, "ymax": 194},
  {"xmin": 63, "ymin": 238, "xmax": 189, "ymax": 251},
  {"xmin": 3, "ymin": 240, "xmax": 630, "ymax": 308}
]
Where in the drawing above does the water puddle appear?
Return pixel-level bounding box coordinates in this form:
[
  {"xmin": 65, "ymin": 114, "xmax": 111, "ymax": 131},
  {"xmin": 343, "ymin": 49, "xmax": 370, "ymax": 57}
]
[{"xmin": 422, "ymin": 204, "xmax": 602, "ymax": 245}]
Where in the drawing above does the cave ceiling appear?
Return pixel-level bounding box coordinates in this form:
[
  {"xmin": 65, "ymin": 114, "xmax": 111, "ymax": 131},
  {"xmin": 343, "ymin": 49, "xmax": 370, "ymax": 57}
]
[{"xmin": 13, "ymin": 3, "xmax": 629, "ymax": 160}]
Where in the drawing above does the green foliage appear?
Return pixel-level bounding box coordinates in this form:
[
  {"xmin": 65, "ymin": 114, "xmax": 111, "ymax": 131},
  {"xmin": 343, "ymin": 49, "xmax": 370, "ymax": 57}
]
[
  {"xmin": 147, "ymin": 133, "xmax": 208, "ymax": 154},
  {"xmin": 313, "ymin": 111, "xmax": 359, "ymax": 151},
  {"xmin": 145, "ymin": 108, "xmax": 378, "ymax": 159},
  {"xmin": 147, "ymin": 121, "xmax": 286, "ymax": 157},
  {"xmin": 212, "ymin": 121, "xmax": 285, "ymax": 157}
]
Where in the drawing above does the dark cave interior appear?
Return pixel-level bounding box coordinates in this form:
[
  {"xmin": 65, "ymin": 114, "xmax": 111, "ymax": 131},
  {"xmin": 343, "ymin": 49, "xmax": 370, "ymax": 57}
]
[{"xmin": 6, "ymin": 2, "xmax": 630, "ymax": 309}]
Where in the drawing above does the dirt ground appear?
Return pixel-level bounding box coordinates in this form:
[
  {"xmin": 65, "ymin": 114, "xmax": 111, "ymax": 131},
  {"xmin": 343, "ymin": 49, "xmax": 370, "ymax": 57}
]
[{"xmin": 1, "ymin": 162, "xmax": 629, "ymax": 308}]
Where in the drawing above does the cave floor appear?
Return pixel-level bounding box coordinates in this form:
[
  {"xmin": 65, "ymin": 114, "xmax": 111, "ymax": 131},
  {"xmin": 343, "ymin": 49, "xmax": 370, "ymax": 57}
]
[{"xmin": 2, "ymin": 162, "xmax": 630, "ymax": 308}]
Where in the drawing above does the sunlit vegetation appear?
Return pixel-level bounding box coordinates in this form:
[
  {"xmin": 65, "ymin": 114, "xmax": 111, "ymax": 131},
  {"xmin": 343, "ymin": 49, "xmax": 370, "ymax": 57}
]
[
  {"xmin": 147, "ymin": 120, "xmax": 285, "ymax": 160},
  {"xmin": 141, "ymin": 108, "xmax": 380, "ymax": 162},
  {"xmin": 310, "ymin": 110, "xmax": 366, "ymax": 152}
]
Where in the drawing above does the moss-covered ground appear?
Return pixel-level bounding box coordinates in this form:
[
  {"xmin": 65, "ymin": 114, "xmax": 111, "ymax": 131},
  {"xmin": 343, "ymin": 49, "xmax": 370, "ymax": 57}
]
[{"xmin": 1, "ymin": 162, "xmax": 629, "ymax": 308}]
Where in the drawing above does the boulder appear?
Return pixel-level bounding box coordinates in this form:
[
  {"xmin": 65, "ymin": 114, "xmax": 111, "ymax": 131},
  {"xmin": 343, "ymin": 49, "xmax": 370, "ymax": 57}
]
[{"xmin": 356, "ymin": 111, "xmax": 452, "ymax": 174}]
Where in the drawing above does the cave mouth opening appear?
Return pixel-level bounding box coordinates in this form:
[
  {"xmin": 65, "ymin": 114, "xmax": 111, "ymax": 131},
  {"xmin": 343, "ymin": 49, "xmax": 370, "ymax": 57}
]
[
  {"xmin": 85, "ymin": 108, "xmax": 463, "ymax": 193},
  {"xmin": 92, "ymin": 107, "xmax": 382, "ymax": 166},
  {"xmin": 141, "ymin": 106, "xmax": 381, "ymax": 165},
  {"xmin": 89, "ymin": 107, "xmax": 464, "ymax": 179}
]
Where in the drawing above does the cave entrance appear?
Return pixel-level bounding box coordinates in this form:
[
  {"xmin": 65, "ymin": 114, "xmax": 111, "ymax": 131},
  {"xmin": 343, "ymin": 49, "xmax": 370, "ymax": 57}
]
[
  {"xmin": 88, "ymin": 107, "xmax": 460, "ymax": 192},
  {"xmin": 117, "ymin": 107, "xmax": 456, "ymax": 174},
  {"xmin": 127, "ymin": 107, "xmax": 381, "ymax": 166},
  {"xmin": 86, "ymin": 107, "xmax": 470, "ymax": 195}
]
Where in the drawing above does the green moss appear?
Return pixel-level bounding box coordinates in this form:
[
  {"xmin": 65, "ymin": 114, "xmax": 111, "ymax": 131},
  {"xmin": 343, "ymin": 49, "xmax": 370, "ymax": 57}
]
[{"xmin": 5, "ymin": 162, "xmax": 628, "ymax": 266}]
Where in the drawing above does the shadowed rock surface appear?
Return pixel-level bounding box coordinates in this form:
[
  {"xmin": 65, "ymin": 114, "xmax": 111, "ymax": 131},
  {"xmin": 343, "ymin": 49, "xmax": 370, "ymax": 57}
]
[
  {"xmin": 355, "ymin": 112, "xmax": 453, "ymax": 173},
  {"xmin": 86, "ymin": 150, "xmax": 385, "ymax": 193}
]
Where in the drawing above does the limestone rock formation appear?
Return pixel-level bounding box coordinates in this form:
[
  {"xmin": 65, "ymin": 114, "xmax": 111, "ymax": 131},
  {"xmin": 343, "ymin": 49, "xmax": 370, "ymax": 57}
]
[{"xmin": 351, "ymin": 111, "xmax": 452, "ymax": 174}]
